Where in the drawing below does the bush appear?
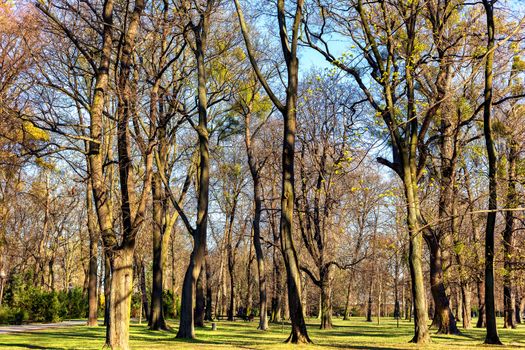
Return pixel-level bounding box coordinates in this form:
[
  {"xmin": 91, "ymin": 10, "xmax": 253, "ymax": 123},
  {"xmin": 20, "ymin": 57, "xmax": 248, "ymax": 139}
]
[
  {"xmin": 0, "ymin": 306, "xmax": 28, "ymax": 325},
  {"xmin": 59, "ymin": 287, "xmax": 86, "ymax": 319},
  {"xmin": 29, "ymin": 290, "xmax": 62, "ymax": 323},
  {"xmin": 162, "ymin": 290, "xmax": 173, "ymax": 319}
]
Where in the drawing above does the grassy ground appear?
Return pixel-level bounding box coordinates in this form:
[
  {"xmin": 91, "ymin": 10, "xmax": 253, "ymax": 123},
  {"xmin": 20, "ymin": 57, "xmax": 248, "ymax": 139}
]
[{"xmin": 0, "ymin": 317, "xmax": 524, "ymax": 349}]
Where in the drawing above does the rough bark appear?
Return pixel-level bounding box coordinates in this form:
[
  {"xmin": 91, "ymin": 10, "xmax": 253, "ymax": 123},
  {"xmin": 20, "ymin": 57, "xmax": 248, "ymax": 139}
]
[
  {"xmin": 319, "ymin": 270, "xmax": 333, "ymax": 329},
  {"xmin": 426, "ymin": 235, "xmax": 459, "ymax": 334}
]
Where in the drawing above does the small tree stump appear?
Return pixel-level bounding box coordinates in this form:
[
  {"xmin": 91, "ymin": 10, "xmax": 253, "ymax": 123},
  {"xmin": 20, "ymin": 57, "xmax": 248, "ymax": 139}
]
[{"xmin": 211, "ymin": 322, "xmax": 217, "ymax": 331}]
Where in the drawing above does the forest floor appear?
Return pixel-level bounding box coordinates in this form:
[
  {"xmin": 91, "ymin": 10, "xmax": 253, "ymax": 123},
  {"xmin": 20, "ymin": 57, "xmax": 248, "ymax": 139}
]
[{"xmin": 0, "ymin": 317, "xmax": 523, "ymax": 349}]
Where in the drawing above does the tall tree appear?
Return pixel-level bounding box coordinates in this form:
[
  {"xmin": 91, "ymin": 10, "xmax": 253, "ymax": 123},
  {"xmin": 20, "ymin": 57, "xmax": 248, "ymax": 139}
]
[
  {"xmin": 234, "ymin": 0, "xmax": 311, "ymax": 343},
  {"xmin": 481, "ymin": 0, "xmax": 501, "ymax": 345}
]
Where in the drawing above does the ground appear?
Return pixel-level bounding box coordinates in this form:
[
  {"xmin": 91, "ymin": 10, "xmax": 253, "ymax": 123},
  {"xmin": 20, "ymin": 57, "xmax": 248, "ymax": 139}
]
[{"xmin": 0, "ymin": 317, "xmax": 523, "ymax": 349}]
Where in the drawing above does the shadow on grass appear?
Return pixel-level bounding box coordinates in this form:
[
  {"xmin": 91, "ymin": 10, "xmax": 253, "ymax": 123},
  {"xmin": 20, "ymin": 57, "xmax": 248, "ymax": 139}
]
[{"xmin": 0, "ymin": 344, "xmax": 62, "ymax": 350}]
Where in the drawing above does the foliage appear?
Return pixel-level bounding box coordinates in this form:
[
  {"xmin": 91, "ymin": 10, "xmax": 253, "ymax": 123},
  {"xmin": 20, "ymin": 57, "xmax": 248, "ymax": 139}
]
[{"xmin": 2, "ymin": 277, "xmax": 86, "ymax": 324}]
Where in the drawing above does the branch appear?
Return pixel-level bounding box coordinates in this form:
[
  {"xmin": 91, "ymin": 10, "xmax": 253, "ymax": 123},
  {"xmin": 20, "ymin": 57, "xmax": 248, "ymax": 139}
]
[
  {"xmin": 233, "ymin": 0, "xmax": 285, "ymax": 112},
  {"xmin": 377, "ymin": 156, "xmax": 402, "ymax": 177},
  {"xmin": 300, "ymin": 266, "xmax": 321, "ymax": 287},
  {"xmin": 154, "ymin": 151, "xmax": 195, "ymax": 235}
]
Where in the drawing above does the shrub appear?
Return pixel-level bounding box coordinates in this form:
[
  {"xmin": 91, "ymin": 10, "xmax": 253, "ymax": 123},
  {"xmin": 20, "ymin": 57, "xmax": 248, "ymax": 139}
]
[{"xmin": 0, "ymin": 306, "xmax": 28, "ymax": 325}]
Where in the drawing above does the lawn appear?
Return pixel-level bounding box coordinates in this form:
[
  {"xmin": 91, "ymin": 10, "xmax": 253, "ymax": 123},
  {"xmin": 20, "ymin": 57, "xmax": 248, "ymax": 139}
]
[{"xmin": 0, "ymin": 317, "xmax": 524, "ymax": 349}]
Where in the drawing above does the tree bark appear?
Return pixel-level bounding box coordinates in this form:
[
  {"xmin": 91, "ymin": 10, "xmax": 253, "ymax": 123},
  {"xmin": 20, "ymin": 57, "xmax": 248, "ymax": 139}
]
[
  {"xmin": 139, "ymin": 259, "xmax": 150, "ymax": 322},
  {"xmin": 150, "ymin": 175, "xmax": 168, "ymax": 330},
  {"xmin": 195, "ymin": 268, "xmax": 205, "ymax": 327},
  {"xmin": 481, "ymin": 0, "xmax": 502, "ymax": 344},
  {"xmin": 104, "ymin": 252, "xmax": 111, "ymax": 327},
  {"xmin": 107, "ymin": 249, "xmax": 134, "ymax": 350},
  {"xmin": 319, "ymin": 270, "xmax": 333, "ymax": 329},
  {"xmin": 205, "ymin": 254, "xmax": 213, "ymax": 321},
  {"xmin": 343, "ymin": 278, "xmax": 352, "ymax": 320},
  {"xmin": 426, "ymin": 235, "xmax": 459, "ymax": 334},
  {"xmin": 87, "ymin": 183, "xmax": 98, "ymax": 327},
  {"xmin": 503, "ymin": 140, "xmax": 517, "ymax": 329}
]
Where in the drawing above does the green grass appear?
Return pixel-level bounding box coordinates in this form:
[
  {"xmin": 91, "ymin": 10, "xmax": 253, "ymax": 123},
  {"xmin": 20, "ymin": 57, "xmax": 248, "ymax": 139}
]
[{"xmin": 0, "ymin": 317, "xmax": 524, "ymax": 349}]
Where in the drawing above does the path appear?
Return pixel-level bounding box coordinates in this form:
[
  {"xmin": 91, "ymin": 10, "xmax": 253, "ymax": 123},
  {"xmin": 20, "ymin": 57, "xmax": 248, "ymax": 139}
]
[{"xmin": 0, "ymin": 320, "xmax": 86, "ymax": 334}]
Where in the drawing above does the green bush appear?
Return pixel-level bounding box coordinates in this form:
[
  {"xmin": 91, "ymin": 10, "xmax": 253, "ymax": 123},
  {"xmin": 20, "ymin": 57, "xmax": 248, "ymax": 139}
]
[
  {"xmin": 59, "ymin": 287, "xmax": 86, "ymax": 319},
  {"xmin": 0, "ymin": 306, "xmax": 28, "ymax": 325},
  {"xmin": 2, "ymin": 282, "xmax": 86, "ymax": 323},
  {"xmin": 162, "ymin": 290, "xmax": 173, "ymax": 318},
  {"xmin": 29, "ymin": 289, "xmax": 62, "ymax": 323}
]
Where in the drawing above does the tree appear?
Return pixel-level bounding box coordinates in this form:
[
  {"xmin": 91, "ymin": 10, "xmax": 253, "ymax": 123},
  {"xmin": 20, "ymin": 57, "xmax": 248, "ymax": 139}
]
[
  {"xmin": 481, "ymin": 0, "xmax": 502, "ymax": 345},
  {"xmin": 234, "ymin": 0, "xmax": 311, "ymax": 343}
]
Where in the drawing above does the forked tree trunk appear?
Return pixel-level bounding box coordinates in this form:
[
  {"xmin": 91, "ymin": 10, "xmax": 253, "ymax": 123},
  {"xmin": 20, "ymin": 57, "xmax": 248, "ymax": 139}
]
[
  {"xmin": 176, "ymin": 12, "xmax": 210, "ymax": 337},
  {"xmin": 177, "ymin": 244, "xmax": 206, "ymax": 338}
]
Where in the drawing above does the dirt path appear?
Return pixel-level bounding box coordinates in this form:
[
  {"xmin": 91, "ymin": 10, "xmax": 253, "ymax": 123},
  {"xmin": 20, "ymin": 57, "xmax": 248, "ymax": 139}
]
[{"xmin": 0, "ymin": 320, "xmax": 86, "ymax": 334}]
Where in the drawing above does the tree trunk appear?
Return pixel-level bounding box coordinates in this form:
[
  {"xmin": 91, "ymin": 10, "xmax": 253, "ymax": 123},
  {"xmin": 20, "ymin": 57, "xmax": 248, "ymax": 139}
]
[
  {"xmin": 270, "ymin": 219, "xmax": 282, "ymax": 323},
  {"xmin": 319, "ymin": 270, "xmax": 333, "ymax": 329},
  {"xmin": 476, "ymin": 279, "xmax": 485, "ymax": 328},
  {"xmin": 150, "ymin": 175, "xmax": 168, "ymax": 330},
  {"xmin": 252, "ymin": 179, "xmax": 268, "ymax": 329},
  {"xmin": 404, "ymin": 177, "xmax": 430, "ymax": 344},
  {"xmin": 503, "ymin": 140, "xmax": 517, "ymax": 329},
  {"xmin": 205, "ymin": 255, "xmax": 213, "ymax": 321},
  {"xmin": 104, "ymin": 252, "xmax": 111, "ymax": 327},
  {"xmin": 195, "ymin": 268, "xmax": 205, "ymax": 327},
  {"xmin": 426, "ymin": 235, "xmax": 459, "ymax": 334},
  {"xmin": 106, "ymin": 249, "xmax": 134, "ymax": 350},
  {"xmin": 139, "ymin": 260, "xmax": 150, "ymax": 322},
  {"xmin": 366, "ymin": 281, "xmax": 373, "ymax": 322},
  {"xmin": 177, "ymin": 244, "xmax": 206, "ymax": 338},
  {"xmin": 246, "ymin": 240, "xmax": 254, "ymax": 317},
  {"xmin": 176, "ymin": 14, "xmax": 210, "ymax": 337},
  {"xmin": 87, "ymin": 184, "xmax": 98, "ymax": 327},
  {"xmin": 515, "ymin": 296, "xmax": 522, "ymax": 324},
  {"xmin": 481, "ymin": 0, "xmax": 501, "ymax": 344},
  {"xmin": 461, "ymin": 283, "xmax": 471, "ymax": 329},
  {"xmin": 343, "ymin": 278, "xmax": 352, "ymax": 320}
]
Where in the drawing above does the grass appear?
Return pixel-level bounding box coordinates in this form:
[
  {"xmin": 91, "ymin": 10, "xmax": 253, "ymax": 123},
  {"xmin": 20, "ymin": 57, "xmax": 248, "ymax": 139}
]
[{"xmin": 0, "ymin": 317, "xmax": 524, "ymax": 349}]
